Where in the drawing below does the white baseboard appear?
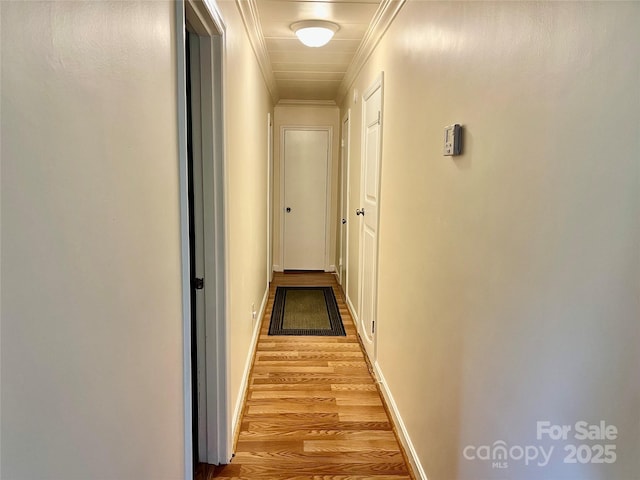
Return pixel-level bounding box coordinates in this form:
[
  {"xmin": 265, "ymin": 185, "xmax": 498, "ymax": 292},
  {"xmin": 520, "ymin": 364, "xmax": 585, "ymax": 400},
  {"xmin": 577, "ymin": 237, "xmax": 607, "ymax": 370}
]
[
  {"xmin": 231, "ymin": 283, "xmax": 269, "ymax": 440},
  {"xmin": 272, "ymin": 264, "xmax": 283, "ymax": 272},
  {"xmin": 257, "ymin": 284, "xmax": 269, "ymax": 329},
  {"xmin": 346, "ymin": 293, "xmax": 358, "ymax": 325},
  {"xmin": 373, "ymin": 362, "xmax": 428, "ymax": 480}
]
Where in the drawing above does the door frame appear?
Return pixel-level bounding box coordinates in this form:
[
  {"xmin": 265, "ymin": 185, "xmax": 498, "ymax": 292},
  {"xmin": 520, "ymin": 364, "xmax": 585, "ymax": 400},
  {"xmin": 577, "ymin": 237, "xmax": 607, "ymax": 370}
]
[
  {"xmin": 279, "ymin": 125, "xmax": 333, "ymax": 272},
  {"xmin": 358, "ymin": 73, "xmax": 384, "ymax": 363},
  {"xmin": 177, "ymin": 0, "xmax": 229, "ymax": 475}
]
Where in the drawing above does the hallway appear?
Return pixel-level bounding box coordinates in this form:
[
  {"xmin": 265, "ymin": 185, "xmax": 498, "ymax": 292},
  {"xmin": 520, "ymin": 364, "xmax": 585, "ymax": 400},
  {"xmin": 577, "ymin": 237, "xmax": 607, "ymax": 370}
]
[
  {"xmin": 196, "ymin": 272, "xmax": 413, "ymax": 479},
  {"xmin": 3, "ymin": 2, "xmax": 639, "ymax": 479}
]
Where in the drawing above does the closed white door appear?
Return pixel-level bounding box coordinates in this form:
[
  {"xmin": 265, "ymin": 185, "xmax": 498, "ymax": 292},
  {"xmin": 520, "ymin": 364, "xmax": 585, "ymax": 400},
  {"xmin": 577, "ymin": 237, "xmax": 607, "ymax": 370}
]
[
  {"xmin": 359, "ymin": 75, "xmax": 383, "ymax": 362},
  {"xmin": 283, "ymin": 129, "xmax": 329, "ymax": 270}
]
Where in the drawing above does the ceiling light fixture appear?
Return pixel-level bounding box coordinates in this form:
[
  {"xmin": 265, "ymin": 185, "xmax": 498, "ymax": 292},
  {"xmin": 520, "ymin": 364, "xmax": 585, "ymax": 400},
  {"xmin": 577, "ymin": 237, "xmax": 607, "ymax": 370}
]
[{"xmin": 291, "ymin": 20, "xmax": 339, "ymax": 48}]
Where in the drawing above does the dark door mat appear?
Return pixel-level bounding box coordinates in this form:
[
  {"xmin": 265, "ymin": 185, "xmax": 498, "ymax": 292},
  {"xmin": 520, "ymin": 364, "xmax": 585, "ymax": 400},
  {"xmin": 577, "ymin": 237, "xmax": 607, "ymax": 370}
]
[{"xmin": 268, "ymin": 286, "xmax": 346, "ymax": 336}]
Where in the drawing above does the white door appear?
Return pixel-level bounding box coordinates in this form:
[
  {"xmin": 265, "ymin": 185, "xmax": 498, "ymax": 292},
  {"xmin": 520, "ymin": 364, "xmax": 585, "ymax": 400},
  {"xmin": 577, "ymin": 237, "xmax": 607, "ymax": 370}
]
[
  {"xmin": 187, "ymin": 31, "xmax": 208, "ymax": 463},
  {"xmin": 359, "ymin": 75, "xmax": 383, "ymax": 362},
  {"xmin": 267, "ymin": 113, "xmax": 274, "ymax": 282},
  {"xmin": 339, "ymin": 114, "xmax": 350, "ymax": 286},
  {"xmin": 184, "ymin": 16, "xmax": 228, "ymax": 464},
  {"xmin": 283, "ymin": 129, "xmax": 329, "ymax": 270}
]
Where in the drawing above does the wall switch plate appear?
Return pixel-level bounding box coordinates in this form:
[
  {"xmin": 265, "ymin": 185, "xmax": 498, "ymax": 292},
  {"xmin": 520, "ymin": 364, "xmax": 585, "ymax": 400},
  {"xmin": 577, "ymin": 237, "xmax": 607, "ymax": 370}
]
[{"xmin": 444, "ymin": 124, "xmax": 462, "ymax": 156}]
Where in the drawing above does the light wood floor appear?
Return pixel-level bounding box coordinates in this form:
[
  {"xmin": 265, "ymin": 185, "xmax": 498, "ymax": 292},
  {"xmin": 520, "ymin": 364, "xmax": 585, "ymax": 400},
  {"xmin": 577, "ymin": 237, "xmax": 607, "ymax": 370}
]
[{"xmin": 196, "ymin": 272, "xmax": 414, "ymax": 480}]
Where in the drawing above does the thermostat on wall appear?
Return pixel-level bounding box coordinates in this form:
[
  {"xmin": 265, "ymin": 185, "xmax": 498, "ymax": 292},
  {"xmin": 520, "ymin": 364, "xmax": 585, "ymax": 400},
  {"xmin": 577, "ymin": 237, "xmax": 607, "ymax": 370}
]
[{"xmin": 443, "ymin": 124, "xmax": 462, "ymax": 156}]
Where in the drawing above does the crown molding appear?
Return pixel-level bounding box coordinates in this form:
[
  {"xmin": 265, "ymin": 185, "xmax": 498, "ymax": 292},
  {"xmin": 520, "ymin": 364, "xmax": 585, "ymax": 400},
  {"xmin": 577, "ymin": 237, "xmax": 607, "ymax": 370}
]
[
  {"xmin": 335, "ymin": 0, "xmax": 406, "ymax": 106},
  {"xmin": 277, "ymin": 99, "xmax": 337, "ymax": 107},
  {"xmin": 235, "ymin": 0, "xmax": 279, "ymax": 103}
]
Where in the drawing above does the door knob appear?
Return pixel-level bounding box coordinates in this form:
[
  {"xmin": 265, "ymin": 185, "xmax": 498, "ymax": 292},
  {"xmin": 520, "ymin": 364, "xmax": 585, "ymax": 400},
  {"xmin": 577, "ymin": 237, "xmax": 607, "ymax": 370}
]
[
  {"xmin": 356, "ymin": 208, "xmax": 365, "ymax": 216},
  {"xmin": 286, "ymin": 207, "xmax": 291, "ymax": 213}
]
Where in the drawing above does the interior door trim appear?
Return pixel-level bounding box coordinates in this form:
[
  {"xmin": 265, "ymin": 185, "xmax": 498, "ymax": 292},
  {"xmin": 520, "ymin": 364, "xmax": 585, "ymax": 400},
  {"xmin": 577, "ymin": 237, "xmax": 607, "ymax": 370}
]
[{"xmin": 177, "ymin": 0, "xmax": 229, "ymax": 476}]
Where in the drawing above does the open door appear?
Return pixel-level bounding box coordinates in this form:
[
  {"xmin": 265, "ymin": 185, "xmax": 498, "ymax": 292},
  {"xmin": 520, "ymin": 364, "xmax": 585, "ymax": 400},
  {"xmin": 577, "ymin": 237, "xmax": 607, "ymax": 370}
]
[
  {"xmin": 178, "ymin": 0, "xmax": 229, "ymax": 470},
  {"xmin": 358, "ymin": 74, "xmax": 384, "ymax": 363},
  {"xmin": 267, "ymin": 113, "xmax": 274, "ymax": 283},
  {"xmin": 185, "ymin": 30, "xmax": 203, "ymax": 466},
  {"xmin": 339, "ymin": 112, "xmax": 350, "ymax": 287}
]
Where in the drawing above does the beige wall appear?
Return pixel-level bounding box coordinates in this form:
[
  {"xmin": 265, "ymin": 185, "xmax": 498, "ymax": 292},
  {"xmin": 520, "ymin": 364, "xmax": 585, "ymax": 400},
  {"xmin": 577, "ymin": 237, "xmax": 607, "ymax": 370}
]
[
  {"xmin": 1, "ymin": 2, "xmax": 184, "ymax": 478},
  {"xmin": 341, "ymin": 2, "xmax": 640, "ymax": 479},
  {"xmin": 216, "ymin": 1, "xmax": 274, "ymax": 433},
  {"xmin": 1, "ymin": 0, "xmax": 274, "ymax": 477},
  {"xmin": 272, "ymin": 105, "xmax": 341, "ymax": 271}
]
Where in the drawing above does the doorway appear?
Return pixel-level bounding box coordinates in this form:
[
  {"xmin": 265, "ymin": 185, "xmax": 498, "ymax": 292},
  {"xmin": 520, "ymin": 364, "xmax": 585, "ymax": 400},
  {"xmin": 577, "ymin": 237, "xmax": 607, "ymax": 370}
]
[
  {"xmin": 281, "ymin": 127, "xmax": 332, "ymax": 271},
  {"xmin": 177, "ymin": 0, "xmax": 228, "ymax": 474}
]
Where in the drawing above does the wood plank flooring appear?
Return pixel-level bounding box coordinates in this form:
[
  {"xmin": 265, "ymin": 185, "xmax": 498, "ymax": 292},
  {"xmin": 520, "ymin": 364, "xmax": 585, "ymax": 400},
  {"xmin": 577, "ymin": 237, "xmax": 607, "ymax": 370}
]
[{"xmin": 196, "ymin": 272, "xmax": 414, "ymax": 480}]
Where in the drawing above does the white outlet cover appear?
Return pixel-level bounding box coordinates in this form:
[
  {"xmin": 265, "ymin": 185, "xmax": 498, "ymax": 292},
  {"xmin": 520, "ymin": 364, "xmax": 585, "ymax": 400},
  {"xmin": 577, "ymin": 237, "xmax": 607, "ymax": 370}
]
[{"xmin": 443, "ymin": 124, "xmax": 461, "ymax": 156}]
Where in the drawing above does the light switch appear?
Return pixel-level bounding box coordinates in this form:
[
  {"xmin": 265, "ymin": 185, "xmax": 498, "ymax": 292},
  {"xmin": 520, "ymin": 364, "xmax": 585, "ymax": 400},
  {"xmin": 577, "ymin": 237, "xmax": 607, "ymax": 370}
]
[{"xmin": 443, "ymin": 124, "xmax": 462, "ymax": 156}]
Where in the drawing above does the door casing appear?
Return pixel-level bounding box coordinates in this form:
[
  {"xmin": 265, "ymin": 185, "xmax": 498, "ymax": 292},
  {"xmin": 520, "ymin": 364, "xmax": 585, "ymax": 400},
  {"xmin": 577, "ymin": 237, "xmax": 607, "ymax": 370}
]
[{"xmin": 177, "ymin": 0, "xmax": 229, "ymax": 475}]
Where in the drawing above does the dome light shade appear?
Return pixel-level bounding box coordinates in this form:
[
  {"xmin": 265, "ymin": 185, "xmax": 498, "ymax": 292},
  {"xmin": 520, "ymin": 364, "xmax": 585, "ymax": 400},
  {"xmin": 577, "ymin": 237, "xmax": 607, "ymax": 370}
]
[{"xmin": 291, "ymin": 21, "xmax": 339, "ymax": 48}]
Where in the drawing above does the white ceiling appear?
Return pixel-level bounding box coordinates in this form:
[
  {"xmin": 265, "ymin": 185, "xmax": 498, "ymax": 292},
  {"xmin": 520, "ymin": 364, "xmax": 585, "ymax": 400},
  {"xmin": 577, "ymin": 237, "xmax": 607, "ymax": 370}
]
[{"xmin": 238, "ymin": 0, "xmax": 405, "ymax": 104}]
